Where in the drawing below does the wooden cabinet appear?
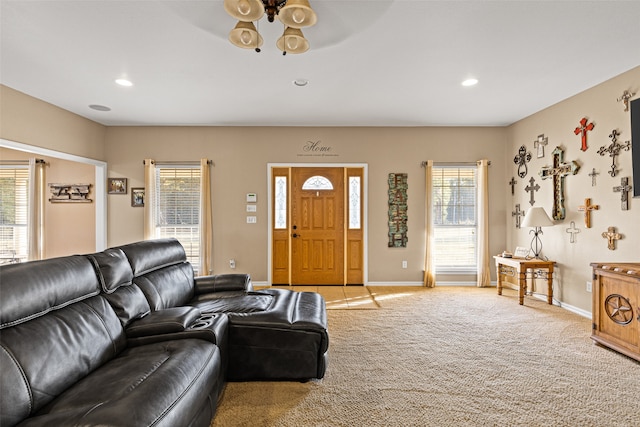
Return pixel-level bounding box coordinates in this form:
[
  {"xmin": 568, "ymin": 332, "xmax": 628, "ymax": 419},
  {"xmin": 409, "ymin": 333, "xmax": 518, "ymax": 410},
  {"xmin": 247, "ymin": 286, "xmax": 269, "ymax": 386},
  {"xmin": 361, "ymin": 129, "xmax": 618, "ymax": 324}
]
[{"xmin": 591, "ymin": 262, "xmax": 640, "ymax": 362}]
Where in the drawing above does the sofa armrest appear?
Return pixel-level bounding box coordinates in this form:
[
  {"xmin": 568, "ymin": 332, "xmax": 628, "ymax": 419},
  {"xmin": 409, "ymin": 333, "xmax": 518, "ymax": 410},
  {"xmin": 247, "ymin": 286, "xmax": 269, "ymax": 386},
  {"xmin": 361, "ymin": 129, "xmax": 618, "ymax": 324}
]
[
  {"xmin": 126, "ymin": 307, "xmax": 202, "ymax": 338},
  {"xmin": 194, "ymin": 273, "xmax": 253, "ymax": 294}
]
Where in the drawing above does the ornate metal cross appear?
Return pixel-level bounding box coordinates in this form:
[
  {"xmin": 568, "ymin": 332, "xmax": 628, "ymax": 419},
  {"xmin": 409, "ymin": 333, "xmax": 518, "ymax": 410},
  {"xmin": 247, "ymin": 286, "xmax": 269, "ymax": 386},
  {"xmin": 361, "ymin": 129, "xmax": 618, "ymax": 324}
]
[
  {"xmin": 613, "ymin": 176, "xmax": 632, "ymax": 210},
  {"xmin": 574, "ymin": 117, "xmax": 595, "ymax": 152},
  {"xmin": 539, "ymin": 146, "xmax": 580, "ymax": 220},
  {"xmin": 588, "ymin": 168, "xmax": 599, "ymax": 186},
  {"xmin": 534, "ymin": 134, "xmax": 548, "ymax": 158},
  {"xmin": 601, "ymin": 226, "xmax": 622, "ymax": 250},
  {"xmin": 566, "ymin": 221, "xmax": 580, "ymax": 243},
  {"xmin": 524, "ymin": 177, "xmax": 539, "ymax": 206},
  {"xmin": 509, "ymin": 177, "xmax": 517, "ymax": 196},
  {"xmin": 578, "ymin": 198, "xmax": 599, "ymax": 228},
  {"xmin": 513, "ymin": 145, "xmax": 532, "ymax": 178},
  {"xmin": 598, "ymin": 129, "xmax": 630, "ymax": 177},
  {"xmin": 512, "ymin": 204, "xmax": 525, "ymax": 229}
]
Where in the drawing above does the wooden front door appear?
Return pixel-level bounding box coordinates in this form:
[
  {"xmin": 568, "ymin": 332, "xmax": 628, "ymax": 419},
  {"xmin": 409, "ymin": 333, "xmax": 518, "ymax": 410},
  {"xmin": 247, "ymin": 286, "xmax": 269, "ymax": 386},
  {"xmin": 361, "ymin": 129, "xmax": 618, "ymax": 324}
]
[
  {"xmin": 271, "ymin": 166, "xmax": 363, "ymax": 286},
  {"xmin": 291, "ymin": 167, "xmax": 344, "ymax": 284}
]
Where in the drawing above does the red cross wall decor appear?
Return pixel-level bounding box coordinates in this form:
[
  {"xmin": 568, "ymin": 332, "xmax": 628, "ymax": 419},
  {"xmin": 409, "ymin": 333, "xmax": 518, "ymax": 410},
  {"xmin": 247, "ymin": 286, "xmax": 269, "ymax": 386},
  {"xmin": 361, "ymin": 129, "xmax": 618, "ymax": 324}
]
[{"xmin": 574, "ymin": 117, "xmax": 595, "ymax": 152}]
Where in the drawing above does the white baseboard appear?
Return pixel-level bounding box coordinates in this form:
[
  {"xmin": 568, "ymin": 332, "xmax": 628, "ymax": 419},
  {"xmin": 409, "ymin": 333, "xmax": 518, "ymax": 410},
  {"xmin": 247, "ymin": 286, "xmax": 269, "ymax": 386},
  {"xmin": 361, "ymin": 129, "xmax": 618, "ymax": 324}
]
[{"xmin": 366, "ymin": 281, "xmax": 424, "ymax": 286}]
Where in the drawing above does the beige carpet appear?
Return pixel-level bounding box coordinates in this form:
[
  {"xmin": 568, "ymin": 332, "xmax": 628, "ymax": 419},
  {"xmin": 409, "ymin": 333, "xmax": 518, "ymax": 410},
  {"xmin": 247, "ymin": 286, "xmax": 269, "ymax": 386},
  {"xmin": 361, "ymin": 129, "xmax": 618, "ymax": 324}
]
[{"xmin": 212, "ymin": 286, "xmax": 639, "ymax": 426}]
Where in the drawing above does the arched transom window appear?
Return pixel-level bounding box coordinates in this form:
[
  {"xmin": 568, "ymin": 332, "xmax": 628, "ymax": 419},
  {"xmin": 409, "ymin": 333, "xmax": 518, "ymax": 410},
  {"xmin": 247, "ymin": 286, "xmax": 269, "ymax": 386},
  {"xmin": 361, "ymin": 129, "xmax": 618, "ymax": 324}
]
[{"xmin": 301, "ymin": 175, "xmax": 333, "ymax": 190}]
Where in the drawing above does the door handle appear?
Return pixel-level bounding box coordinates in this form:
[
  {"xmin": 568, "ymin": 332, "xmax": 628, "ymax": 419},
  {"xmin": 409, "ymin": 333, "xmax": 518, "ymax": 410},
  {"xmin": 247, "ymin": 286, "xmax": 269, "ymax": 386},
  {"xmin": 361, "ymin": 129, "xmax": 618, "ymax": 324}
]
[{"xmin": 292, "ymin": 233, "xmax": 301, "ymax": 238}]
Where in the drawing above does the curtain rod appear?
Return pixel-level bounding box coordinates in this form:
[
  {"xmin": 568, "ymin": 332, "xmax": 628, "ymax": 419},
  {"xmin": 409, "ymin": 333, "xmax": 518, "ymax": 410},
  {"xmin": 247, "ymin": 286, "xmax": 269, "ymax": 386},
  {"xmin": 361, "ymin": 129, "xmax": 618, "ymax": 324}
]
[
  {"xmin": 421, "ymin": 161, "xmax": 491, "ymax": 167},
  {"xmin": 142, "ymin": 160, "xmax": 212, "ymax": 165},
  {"xmin": 0, "ymin": 159, "xmax": 45, "ymax": 165}
]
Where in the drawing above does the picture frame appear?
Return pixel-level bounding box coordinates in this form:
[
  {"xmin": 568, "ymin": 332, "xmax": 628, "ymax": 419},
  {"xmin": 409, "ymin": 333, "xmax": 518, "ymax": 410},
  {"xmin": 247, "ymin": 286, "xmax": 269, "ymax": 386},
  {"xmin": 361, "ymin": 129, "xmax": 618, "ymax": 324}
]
[
  {"xmin": 131, "ymin": 187, "xmax": 145, "ymax": 207},
  {"xmin": 107, "ymin": 177, "xmax": 127, "ymax": 194}
]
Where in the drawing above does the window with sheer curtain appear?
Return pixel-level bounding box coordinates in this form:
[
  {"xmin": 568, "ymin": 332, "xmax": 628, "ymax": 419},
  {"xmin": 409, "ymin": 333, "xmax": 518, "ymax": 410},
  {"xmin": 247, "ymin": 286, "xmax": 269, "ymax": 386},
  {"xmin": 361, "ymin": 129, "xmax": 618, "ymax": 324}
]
[
  {"xmin": 432, "ymin": 166, "xmax": 477, "ymax": 273},
  {"xmin": 0, "ymin": 166, "xmax": 29, "ymax": 263},
  {"xmin": 153, "ymin": 166, "xmax": 201, "ymax": 271}
]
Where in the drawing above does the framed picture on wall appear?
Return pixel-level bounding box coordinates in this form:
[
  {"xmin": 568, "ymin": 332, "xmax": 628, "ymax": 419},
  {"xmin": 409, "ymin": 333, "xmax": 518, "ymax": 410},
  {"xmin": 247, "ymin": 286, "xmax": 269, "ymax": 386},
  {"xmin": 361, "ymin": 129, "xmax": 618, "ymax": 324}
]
[
  {"xmin": 131, "ymin": 187, "xmax": 145, "ymax": 207},
  {"xmin": 107, "ymin": 177, "xmax": 127, "ymax": 194}
]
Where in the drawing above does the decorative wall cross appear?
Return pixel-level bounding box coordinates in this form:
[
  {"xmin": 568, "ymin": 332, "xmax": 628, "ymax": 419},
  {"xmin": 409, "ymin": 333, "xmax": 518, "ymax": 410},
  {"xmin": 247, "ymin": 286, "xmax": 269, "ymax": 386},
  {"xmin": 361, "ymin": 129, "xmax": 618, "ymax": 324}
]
[
  {"xmin": 613, "ymin": 177, "xmax": 632, "ymax": 210},
  {"xmin": 588, "ymin": 168, "xmax": 599, "ymax": 186},
  {"xmin": 524, "ymin": 177, "xmax": 539, "ymax": 206},
  {"xmin": 601, "ymin": 226, "xmax": 622, "ymax": 250},
  {"xmin": 598, "ymin": 129, "xmax": 630, "ymax": 177},
  {"xmin": 566, "ymin": 221, "xmax": 580, "ymax": 243},
  {"xmin": 578, "ymin": 198, "xmax": 599, "ymax": 228},
  {"xmin": 509, "ymin": 177, "xmax": 517, "ymax": 195},
  {"xmin": 512, "ymin": 204, "xmax": 525, "ymax": 229},
  {"xmin": 574, "ymin": 117, "xmax": 595, "ymax": 152},
  {"xmin": 539, "ymin": 146, "xmax": 580, "ymax": 220},
  {"xmin": 617, "ymin": 90, "xmax": 636, "ymax": 112},
  {"xmin": 534, "ymin": 134, "xmax": 548, "ymax": 158},
  {"xmin": 513, "ymin": 145, "xmax": 532, "ymax": 178}
]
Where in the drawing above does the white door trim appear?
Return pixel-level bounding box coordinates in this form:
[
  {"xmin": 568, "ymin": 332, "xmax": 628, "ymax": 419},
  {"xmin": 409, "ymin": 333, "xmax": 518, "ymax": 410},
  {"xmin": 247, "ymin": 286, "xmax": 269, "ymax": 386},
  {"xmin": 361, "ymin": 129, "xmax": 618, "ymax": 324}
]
[{"xmin": 267, "ymin": 163, "xmax": 368, "ymax": 286}]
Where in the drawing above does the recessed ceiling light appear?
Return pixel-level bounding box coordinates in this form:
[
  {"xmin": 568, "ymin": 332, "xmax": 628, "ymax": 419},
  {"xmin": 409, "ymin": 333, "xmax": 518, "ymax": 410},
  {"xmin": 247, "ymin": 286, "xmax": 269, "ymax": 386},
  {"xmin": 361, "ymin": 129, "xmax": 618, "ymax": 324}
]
[
  {"xmin": 293, "ymin": 79, "xmax": 309, "ymax": 87},
  {"xmin": 89, "ymin": 104, "xmax": 111, "ymax": 111},
  {"xmin": 115, "ymin": 78, "xmax": 133, "ymax": 87},
  {"xmin": 462, "ymin": 78, "xmax": 478, "ymax": 87}
]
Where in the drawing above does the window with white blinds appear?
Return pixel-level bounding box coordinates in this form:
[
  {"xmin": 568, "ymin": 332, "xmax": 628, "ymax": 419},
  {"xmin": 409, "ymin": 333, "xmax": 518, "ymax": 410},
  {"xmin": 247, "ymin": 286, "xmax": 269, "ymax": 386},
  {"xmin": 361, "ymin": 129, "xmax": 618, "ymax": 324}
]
[
  {"xmin": 0, "ymin": 166, "xmax": 29, "ymax": 263},
  {"xmin": 154, "ymin": 166, "xmax": 201, "ymax": 272},
  {"xmin": 432, "ymin": 166, "xmax": 477, "ymax": 273}
]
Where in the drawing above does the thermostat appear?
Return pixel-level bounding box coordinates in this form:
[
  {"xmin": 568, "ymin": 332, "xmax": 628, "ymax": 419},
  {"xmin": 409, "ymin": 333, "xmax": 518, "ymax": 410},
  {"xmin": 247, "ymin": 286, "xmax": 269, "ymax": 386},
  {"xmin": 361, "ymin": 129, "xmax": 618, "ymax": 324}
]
[{"xmin": 246, "ymin": 193, "xmax": 257, "ymax": 203}]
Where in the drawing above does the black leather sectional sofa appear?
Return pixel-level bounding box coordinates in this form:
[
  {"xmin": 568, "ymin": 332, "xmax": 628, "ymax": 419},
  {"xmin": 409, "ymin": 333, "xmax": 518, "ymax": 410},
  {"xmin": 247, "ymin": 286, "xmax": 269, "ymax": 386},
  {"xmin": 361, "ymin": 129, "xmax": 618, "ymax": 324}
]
[{"xmin": 0, "ymin": 238, "xmax": 329, "ymax": 427}]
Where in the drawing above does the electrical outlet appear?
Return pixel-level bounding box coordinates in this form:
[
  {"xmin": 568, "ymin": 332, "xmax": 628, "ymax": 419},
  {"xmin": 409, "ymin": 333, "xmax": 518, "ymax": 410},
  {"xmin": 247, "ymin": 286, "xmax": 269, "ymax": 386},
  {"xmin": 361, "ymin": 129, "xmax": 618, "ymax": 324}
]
[
  {"xmin": 402, "ymin": 260, "xmax": 407, "ymax": 269},
  {"xmin": 230, "ymin": 259, "xmax": 236, "ymax": 269},
  {"xmin": 586, "ymin": 281, "xmax": 592, "ymax": 292}
]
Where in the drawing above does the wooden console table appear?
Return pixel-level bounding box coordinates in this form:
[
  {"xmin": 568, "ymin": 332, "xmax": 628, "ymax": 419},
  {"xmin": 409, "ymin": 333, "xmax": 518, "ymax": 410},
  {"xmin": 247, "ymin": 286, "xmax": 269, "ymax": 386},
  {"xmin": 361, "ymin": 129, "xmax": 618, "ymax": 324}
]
[
  {"xmin": 591, "ymin": 262, "xmax": 640, "ymax": 362},
  {"xmin": 494, "ymin": 256, "xmax": 555, "ymax": 305}
]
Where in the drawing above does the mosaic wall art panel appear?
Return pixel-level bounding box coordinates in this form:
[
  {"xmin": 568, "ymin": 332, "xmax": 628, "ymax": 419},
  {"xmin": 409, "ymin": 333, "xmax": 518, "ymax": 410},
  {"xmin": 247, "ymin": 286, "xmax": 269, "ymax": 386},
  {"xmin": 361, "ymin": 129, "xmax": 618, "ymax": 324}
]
[{"xmin": 388, "ymin": 173, "xmax": 408, "ymax": 247}]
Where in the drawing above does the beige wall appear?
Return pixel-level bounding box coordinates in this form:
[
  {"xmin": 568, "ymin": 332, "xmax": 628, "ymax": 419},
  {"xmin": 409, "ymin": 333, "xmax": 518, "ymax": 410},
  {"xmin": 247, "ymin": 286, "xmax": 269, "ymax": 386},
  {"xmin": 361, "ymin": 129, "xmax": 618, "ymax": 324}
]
[
  {"xmin": 104, "ymin": 126, "xmax": 508, "ymax": 283},
  {"xmin": 0, "ymin": 147, "xmax": 96, "ymax": 257},
  {"xmin": 0, "ymin": 85, "xmax": 106, "ymax": 160},
  {"xmin": 506, "ymin": 66, "xmax": 640, "ymax": 313}
]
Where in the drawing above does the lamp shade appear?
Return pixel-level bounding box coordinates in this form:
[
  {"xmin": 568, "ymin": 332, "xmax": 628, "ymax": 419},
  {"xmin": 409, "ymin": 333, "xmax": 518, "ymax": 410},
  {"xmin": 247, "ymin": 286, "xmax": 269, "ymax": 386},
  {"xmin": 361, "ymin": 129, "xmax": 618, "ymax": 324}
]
[
  {"xmin": 521, "ymin": 207, "xmax": 554, "ymax": 228},
  {"xmin": 276, "ymin": 27, "xmax": 309, "ymax": 54},
  {"xmin": 229, "ymin": 21, "xmax": 263, "ymax": 49},
  {"xmin": 224, "ymin": 0, "xmax": 265, "ymax": 22},
  {"xmin": 278, "ymin": 0, "xmax": 317, "ymax": 28}
]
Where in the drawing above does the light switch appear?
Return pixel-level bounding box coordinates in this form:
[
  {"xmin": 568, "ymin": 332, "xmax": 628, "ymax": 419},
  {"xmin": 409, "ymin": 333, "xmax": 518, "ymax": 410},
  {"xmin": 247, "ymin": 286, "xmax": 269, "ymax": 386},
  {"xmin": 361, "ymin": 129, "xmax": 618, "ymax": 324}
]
[
  {"xmin": 246, "ymin": 204, "xmax": 257, "ymax": 212},
  {"xmin": 246, "ymin": 216, "xmax": 257, "ymax": 224}
]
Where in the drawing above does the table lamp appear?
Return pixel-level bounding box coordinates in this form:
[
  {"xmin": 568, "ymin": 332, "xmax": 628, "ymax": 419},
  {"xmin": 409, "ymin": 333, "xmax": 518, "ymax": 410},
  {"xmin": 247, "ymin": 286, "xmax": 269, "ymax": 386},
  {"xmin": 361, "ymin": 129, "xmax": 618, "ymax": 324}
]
[{"xmin": 521, "ymin": 207, "xmax": 554, "ymax": 259}]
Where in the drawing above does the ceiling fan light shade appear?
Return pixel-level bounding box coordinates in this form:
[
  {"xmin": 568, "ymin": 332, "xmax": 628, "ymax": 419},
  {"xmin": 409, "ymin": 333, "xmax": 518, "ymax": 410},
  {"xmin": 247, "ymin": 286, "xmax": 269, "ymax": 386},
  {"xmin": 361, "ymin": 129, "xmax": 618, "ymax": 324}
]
[
  {"xmin": 224, "ymin": 0, "xmax": 265, "ymax": 22},
  {"xmin": 276, "ymin": 27, "xmax": 309, "ymax": 54},
  {"xmin": 278, "ymin": 0, "xmax": 317, "ymax": 28},
  {"xmin": 229, "ymin": 21, "xmax": 263, "ymax": 49}
]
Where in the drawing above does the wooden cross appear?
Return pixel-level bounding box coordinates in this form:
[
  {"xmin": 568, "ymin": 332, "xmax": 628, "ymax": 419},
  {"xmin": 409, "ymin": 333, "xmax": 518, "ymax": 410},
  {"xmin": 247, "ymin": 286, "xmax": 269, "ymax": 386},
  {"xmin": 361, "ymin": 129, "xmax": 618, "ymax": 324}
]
[
  {"xmin": 524, "ymin": 177, "xmax": 539, "ymax": 206},
  {"xmin": 534, "ymin": 134, "xmax": 548, "ymax": 158},
  {"xmin": 588, "ymin": 168, "xmax": 599, "ymax": 186},
  {"xmin": 513, "ymin": 145, "xmax": 532, "ymax": 178},
  {"xmin": 601, "ymin": 226, "xmax": 622, "ymax": 250},
  {"xmin": 539, "ymin": 146, "xmax": 580, "ymax": 220},
  {"xmin": 613, "ymin": 176, "xmax": 632, "ymax": 210},
  {"xmin": 617, "ymin": 90, "xmax": 636, "ymax": 112},
  {"xmin": 574, "ymin": 117, "xmax": 595, "ymax": 152},
  {"xmin": 512, "ymin": 203, "xmax": 525, "ymax": 229},
  {"xmin": 598, "ymin": 129, "xmax": 631, "ymax": 177},
  {"xmin": 509, "ymin": 177, "xmax": 517, "ymax": 196},
  {"xmin": 566, "ymin": 221, "xmax": 580, "ymax": 243},
  {"xmin": 578, "ymin": 198, "xmax": 599, "ymax": 228}
]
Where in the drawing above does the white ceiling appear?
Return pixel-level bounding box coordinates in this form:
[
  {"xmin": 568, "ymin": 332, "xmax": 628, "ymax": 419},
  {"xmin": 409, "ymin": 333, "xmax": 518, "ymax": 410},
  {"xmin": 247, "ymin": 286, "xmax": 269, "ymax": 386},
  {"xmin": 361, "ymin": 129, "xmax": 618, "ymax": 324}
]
[{"xmin": 2, "ymin": 0, "xmax": 639, "ymax": 127}]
